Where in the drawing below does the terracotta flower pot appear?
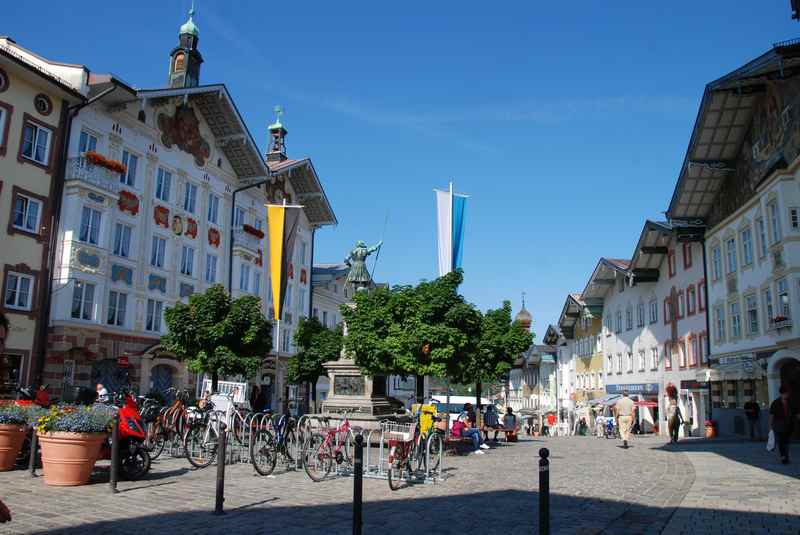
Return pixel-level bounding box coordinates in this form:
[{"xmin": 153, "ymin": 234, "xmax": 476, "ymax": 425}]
[
  {"xmin": 0, "ymin": 424, "xmax": 27, "ymax": 471},
  {"xmin": 37, "ymin": 432, "xmax": 106, "ymax": 486}
]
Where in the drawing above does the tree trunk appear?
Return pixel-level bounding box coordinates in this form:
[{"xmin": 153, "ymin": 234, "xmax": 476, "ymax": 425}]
[
  {"xmin": 415, "ymin": 374, "xmax": 425, "ymax": 403},
  {"xmin": 211, "ymin": 371, "xmax": 219, "ymax": 393},
  {"xmin": 476, "ymin": 381, "xmax": 483, "ymax": 429},
  {"xmin": 311, "ymin": 378, "xmax": 317, "ymax": 414}
]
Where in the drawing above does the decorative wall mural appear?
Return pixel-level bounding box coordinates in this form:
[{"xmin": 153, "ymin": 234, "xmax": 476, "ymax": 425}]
[
  {"xmin": 154, "ymin": 205, "xmax": 169, "ymax": 228},
  {"xmin": 148, "ymin": 274, "xmax": 167, "ymax": 294},
  {"xmin": 118, "ymin": 190, "xmax": 139, "ymax": 216},
  {"xmin": 709, "ymin": 78, "xmax": 800, "ymax": 226},
  {"xmin": 172, "ymin": 215, "xmax": 183, "ymax": 236},
  {"xmin": 111, "ymin": 265, "xmax": 133, "ymax": 286},
  {"xmin": 157, "ymin": 105, "xmax": 211, "ymax": 167},
  {"xmin": 208, "ymin": 227, "xmax": 220, "ymax": 248},
  {"xmin": 87, "ymin": 192, "xmax": 105, "ymax": 204},
  {"xmin": 186, "ymin": 218, "xmax": 198, "ymax": 239},
  {"xmin": 77, "ymin": 250, "xmax": 100, "ymax": 269},
  {"xmin": 265, "ymin": 176, "xmax": 292, "ymax": 204}
]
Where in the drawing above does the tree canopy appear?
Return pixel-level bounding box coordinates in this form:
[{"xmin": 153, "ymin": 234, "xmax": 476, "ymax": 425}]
[
  {"xmin": 341, "ymin": 270, "xmax": 532, "ymax": 384},
  {"xmin": 161, "ymin": 284, "xmax": 272, "ymax": 390},
  {"xmin": 287, "ymin": 316, "xmax": 342, "ymax": 388}
]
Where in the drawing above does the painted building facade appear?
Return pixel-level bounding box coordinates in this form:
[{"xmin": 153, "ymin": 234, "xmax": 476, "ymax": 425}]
[
  {"xmin": 557, "ymin": 293, "xmax": 604, "ymax": 405},
  {"xmin": 0, "ymin": 38, "xmax": 85, "ymax": 397}
]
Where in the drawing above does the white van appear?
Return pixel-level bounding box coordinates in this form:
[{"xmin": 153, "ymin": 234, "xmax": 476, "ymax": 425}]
[{"xmin": 431, "ymin": 395, "xmax": 492, "ymax": 428}]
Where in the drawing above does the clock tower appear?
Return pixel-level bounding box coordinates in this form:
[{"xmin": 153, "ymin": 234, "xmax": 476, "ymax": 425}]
[{"xmin": 168, "ymin": 6, "xmax": 203, "ymax": 88}]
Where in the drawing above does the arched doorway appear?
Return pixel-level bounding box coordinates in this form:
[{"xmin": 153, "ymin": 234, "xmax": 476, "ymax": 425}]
[
  {"xmin": 91, "ymin": 359, "xmax": 130, "ymax": 395},
  {"xmin": 150, "ymin": 364, "xmax": 175, "ymax": 402}
]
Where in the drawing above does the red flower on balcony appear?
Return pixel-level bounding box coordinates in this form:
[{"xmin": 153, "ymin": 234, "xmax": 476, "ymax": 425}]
[
  {"xmin": 85, "ymin": 151, "xmax": 127, "ymax": 174},
  {"xmin": 242, "ymin": 224, "xmax": 265, "ymax": 239},
  {"xmin": 117, "ymin": 190, "xmax": 139, "ymax": 216},
  {"xmin": 208, "ymin": 228, "xmax": 220, "ymax": 248},
  {"xmin": 774, "ymin": 315, "xmax": 788, "ymax": 322},
  {"xmin": 186, "ymin": 217, "xmax": 198, "ymax": 239},
  {"xmin": 154, "ymin": 205, "xmax": 169, "ymax": 228}
]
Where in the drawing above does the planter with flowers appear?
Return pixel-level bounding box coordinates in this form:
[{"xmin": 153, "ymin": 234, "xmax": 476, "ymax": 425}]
[
  {"xmin": 84, "ymin": 151, "xmax": 127, "ymax": 174},
  {"xmin": 704, "ymin": 419, "xmax": 717, "ymax": 439},
  {"xmin": 772, "ymin": 316, "xmax": 793, "ymax": 330},
  {"xmin": 242, "ymin": 223, "xmax": 265, "ymax": 239},
  {"xmin": 36, "ymin": 405, "xmax": 115, "ymax": 486},
  {"xmin": 0, "ymin": 404, "xmax": 45, "ymax": 471}
]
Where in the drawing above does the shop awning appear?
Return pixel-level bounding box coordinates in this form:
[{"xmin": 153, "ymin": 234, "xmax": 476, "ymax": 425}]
[{"xmin": 589, "ymin": 394, "xmax": 621, "ymax": 406}]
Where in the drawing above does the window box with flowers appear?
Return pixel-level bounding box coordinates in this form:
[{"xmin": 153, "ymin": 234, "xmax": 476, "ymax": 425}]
[
  {"xmin": 242, "ymin": 224, "xmax": 265, "ymax": 240},
  {"xmin": 85, "ymin": 151, "xmax": 127, "ymax": 174},
  {"xmin": 771, "ymin": 316, "xmax": 792, "ymax": 330}
]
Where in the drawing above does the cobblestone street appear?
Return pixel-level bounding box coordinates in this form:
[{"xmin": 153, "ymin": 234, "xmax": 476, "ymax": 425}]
[{"xmin": 1, "ymin": 435, "xmax": 798, "ymax": 534}]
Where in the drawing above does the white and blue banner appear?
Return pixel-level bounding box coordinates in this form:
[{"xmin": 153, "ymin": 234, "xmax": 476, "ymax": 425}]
[{"xmin": 435, "ymin": 183, "xmax": 468, "ymax": 276}]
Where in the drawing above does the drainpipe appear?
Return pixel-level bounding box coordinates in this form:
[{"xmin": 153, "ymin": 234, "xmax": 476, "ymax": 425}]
[
  {"xmin": 34, "ymin": 85, "xmax": 118, "ymax": 387},
  {"xmin": 306, "ymin": 227, "xmax": 316, "ymax": 412}
]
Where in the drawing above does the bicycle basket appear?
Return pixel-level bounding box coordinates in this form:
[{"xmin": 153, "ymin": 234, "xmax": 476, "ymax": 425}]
[{"xmin": 382, "ymin": 421, "xmax": 415, "ymax": 442}]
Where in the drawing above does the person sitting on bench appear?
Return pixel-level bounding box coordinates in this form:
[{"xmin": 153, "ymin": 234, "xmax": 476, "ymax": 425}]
[
  {"xmin": 503, "ymin": 407, "xmax": 519, "ymax": 442},
  {"xmin": 482, "ymin": 404, "xmax": 502, "ymax": 442},
  {"xmin": 454, "ymin": 403, "xmax": 489, "ymax": 455}
]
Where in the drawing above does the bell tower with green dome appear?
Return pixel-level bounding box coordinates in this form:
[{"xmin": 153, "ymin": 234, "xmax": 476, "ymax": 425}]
[{"xmin": 168, "ymin": 4, "xmax": 203, "ymax": 88}]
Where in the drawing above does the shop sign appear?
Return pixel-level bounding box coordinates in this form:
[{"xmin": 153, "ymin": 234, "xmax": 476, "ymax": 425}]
[
  {"xmin": 680, "ymin": 380, "xmax": 707, "ymax": 390},
  {"xmin": 118, "ymin": 355, "xmax": 129, "ymax": 368},
  {"xmin": 606, "ymin": 383, "xmax": 659, "ymax": 395},
  {"xmin": 717, "ymin": 354, "xmax": 754, "ymax": 366}
]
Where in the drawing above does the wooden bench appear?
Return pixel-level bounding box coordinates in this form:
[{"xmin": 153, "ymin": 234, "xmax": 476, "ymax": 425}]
[
  {"xmin": 482, "ymin": 425, "xmax": 521, "ymax": 442},
  {"xmin": 443, "ymin": 435, "xmax": 474, "ymax": 455}
]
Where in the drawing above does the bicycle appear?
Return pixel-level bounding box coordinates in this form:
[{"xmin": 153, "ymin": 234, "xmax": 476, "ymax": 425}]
[
  {"xmin": 302, "ymin": 413, "xmax": 358, "ymax": 482},
  {"xmin": 250, "ymin": 411, "xmax": 297, "ymax": 476},
  {"xmin": 385, "ymin": 419, "xmax": 419, "ymax": 490},
  {"xmin": 145, "ymin": 388, "xmax": 191, "ymax": 459},
  {"xmin": 183, "ymin": 401, "xmax": 223, "ymax": 468}
]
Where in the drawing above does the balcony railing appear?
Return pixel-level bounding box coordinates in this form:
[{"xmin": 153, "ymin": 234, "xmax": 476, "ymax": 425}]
[
  {"xmin": 65, "ymin": 157, "xmax": 120, "ymax": 195},
  {"xmin": 232, "ymin": 228, "xmax": 261, "ymax": 253}
]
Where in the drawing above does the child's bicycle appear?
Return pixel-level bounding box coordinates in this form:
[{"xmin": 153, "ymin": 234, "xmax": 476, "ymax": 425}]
[{"xmin": 302, "ymin": 412, "xmax": 358, "ymax": 482}]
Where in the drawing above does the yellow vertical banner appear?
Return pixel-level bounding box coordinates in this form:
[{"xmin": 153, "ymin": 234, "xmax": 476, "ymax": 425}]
[{"xmin": 267, "ymin": 205, "xmax": 285, "ymax": 320}]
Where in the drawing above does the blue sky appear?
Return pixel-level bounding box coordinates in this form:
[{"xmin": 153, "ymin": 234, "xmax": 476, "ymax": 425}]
[{"xmin": 5, "ymin": 1, "xmax": 799, "ymax": 335}]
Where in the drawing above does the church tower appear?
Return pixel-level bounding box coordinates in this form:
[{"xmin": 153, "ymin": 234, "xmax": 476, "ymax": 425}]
[
  {"xmin": 168, "ymin": 6, "xmax": 203, "ymax": 88},
  {"xmin": 267, "ymin": 106, "xmax": 288, "ymax": 163}
]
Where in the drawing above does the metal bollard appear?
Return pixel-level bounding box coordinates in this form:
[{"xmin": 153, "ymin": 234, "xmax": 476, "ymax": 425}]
[
  {"xmin": 110, "ymin": 415, "xmax": 120, "ymax": 493},
  {"xmin": 353, "ymin": 434, "xmax": 364, "ymax": 535},
  {"xmin": 539, "ymin": 447, "xmax": 550, "ymax": 535},
  {"xmin": 28, "ymin": 431, "xmax": 38, "ymax": 477},
  {"xmin": 214, "ymin": 422, "xmax": 227, "ymax": 515}
]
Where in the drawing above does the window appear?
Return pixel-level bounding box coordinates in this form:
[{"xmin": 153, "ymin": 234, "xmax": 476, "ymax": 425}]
[
  {"xmin": 618, "ymin": 276, "xmax": 625, "ymax": 293},
  {"xmin": 253, "ymin": 271, "xmax": 261, "ymax": 296},
  {"xmin": 234, "ymin": 206, "xmax": 246, "ymax": 227},
  {"xmin": 113, "ymin": 223, "xmax": 131, "ymax": 257},
  {"xmin": 678, "ymin": 339, "xmax": 687, "ymax": 367},
  {"xmin": 604, "ymin": 314, "xmax": 612, "ymax": 335},
  {"xmin": 769, "ymin": 201, "xmax": 782, "ymax": 244},
  {"xmin": 714, "ymin": 305, "xmax": 725, "ymax": 344},
  {"xmin": 638, "ymin": 350, "xmax": 645, "ymax": 371},
  {"xmin": 286, "ymin": 286, "xmax": 293, "ymax": 310},
  {"xmin": 21, "ymin": 121, "xmax": 51, "ymax": 164},
  {"xmin": 683, "ymin": 243, "xmax": 693, "ymax": 269},
  {"xmin": 649, "ymin": 298, "xmax": 658, "ymax": 324},
  {"xmin": 208, "ymin": 194, "xmax": 220, "ymax": 224},
  {"xmin": 698, "ymin": 280, "xmax": 707, "ymax": 311},
  {"xmin": 107, "ymin": 291, "xmax": 126, "ymax": 327},
  {"xmin": 71, "ymin": 281, "xmax": 95, "ymax": 320},
  {"xmin": 730, "ymin": 301, "xmax": 741, "ymax": 339},
  {"xmin": 299, "ymin": 288, "xmax": 306, "ymax": 316},
  {"xmin": 4, "ymin": 272, "xmax": 33, "ymax": 310},
  {"xmin": 616, "ymin": 354, "xmax": 622, "ymax": 374},
  {"xmin": 764, "ymin": 287, "xmax": 775, "ymax": 325},
  {"xmin": 79, "ymin": 207, "xmax": 101, "ymax": 245},
  {"xmin": 664, "ymin": 343, "xmax": 672, "ymax": 369},
  {"xmin": 664, "ymin": 297, "xmax": 673, "ymax": 324},
  {"xmin": 78, "ymin": 131, "xmax": 97, "ymax": 153},
  {"xmin": 155, "ymin": 168, "xmax": 172, "ymax": 203},
  {"xmin": 741, "ymin": 228, "xmax": 753, "ymax": 266},
  {"xmin": 180, "ymin": 246, "xmax": 195, "ymax": 277},
  {"xmin": 687, "ymin": 285, "xmax": 696, "ymax": 315},
  {"xmin": 322, "ymin": 310, "xmax": 329, "ymax": 327},
  {"xmin": 120, "ymin": 150, "xmax": 137, "ymax": 187},
  {"xmin": 637, "ymin": 302, "xmax": 645, "ymax": 328},
  {"xmin": 668, "ymin": 249, "xmax": 676, "ymax": 277},
  {"xmin": 626, "ymin": 352, "xmax": 633, "ymax": 373},
  {"xmin": 0, "ymin": 106, "xmax": 8, "ymax": 151},
  {"xmin": 791, "ymin": 208, "xmax": 800, "ymax": 230},
  {"xmin": 699, "ymin": 332, "xmax": 708, "ymax": 364},
  {"xmin": 746, "ymin": 294, "xmax": 759, "ymax": 335},
  {"xmin": 146, "ymin": 299, "xmax": 163, "ymax": 332},
  {"xmin": 678, "ymin": 290, "xmax": 686, "ymax": 318},
  {"xmin": 205, "ymin": 254, "xmax": 217, "ymax": 283},
  {"xmin": 711, "ymin": 246, "xmax": 721, "ymax": 280},
  {"xmin": 625, "ymin": 306, "xmax": 633, "ymax": 330},
  {"xmin": 756, "ymin": 217, "xmax": 768, "ymax": 258},
  {"xmin": 12, "ymin": 194, "xmax": 42, "ymax": 234},
  {"xmin": 607, "ymin": 354, "xmax": 613, "ymax": 375},
  {"xmin": 690, "ymin": 335, "xmax": 698, "ymax": 367},
  {"xmin": 150, "ymin": 236, "xmax": 166, "ymax": 268},
  {"xmin": 725, "ymin": 237, "xmax": 737, "ymax": 273},
  {"xmin": 778, "ymin": 278, "xmax": 791, "ymax": 318},
  {"xmin": 183, "ymin": 183, "xmax": 197, "ymax": 213},
  {"xmin": 254, "ymin": 217, "xmax": 264, "ymax": 231},
  {"xmin": 300, "ymin": 242, "xmax": 308, "ymax": 265},
  {"xmin": 615, "ymin": 310, "xmax": 622, "ymax": 333},
  {"xmin": 650, "ymin": 348, "xmax": 658, "ymax": 370},
  {"xmin": 239, "ymin": 264, "xmax": 250, "ymax": 292}
]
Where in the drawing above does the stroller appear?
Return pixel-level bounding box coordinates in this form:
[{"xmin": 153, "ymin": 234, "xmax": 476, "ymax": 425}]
[{"xmin": 604, "ymin": 417, "xmax": 619, "ymax": 439}]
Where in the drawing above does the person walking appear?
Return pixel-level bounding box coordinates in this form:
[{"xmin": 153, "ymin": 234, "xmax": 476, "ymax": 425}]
[
  {"xmin": 769, "ymin": 385, "xmax": 798, "ymax": 464},
  {"xmin": 614, "ymin": 390, "xmax": 635, "ymax": 448},
  {"xmin": 666, "ymin": 398, "xmax": 684, "ymax": 444},
  {"xmin": 546, "ymin": 412, "xmax": 556, "ymax": 436},
  {"xmin": 743, "ymin": 399, "xmax": 761, "ymax": 441}
]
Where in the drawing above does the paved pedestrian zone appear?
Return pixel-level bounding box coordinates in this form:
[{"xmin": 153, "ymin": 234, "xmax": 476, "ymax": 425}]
[{"xmin": 1, "ymin": 435, "xmax": 798, "ymax": 534}]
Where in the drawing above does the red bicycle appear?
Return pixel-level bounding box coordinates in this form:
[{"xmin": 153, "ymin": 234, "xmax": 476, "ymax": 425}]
[{"xmin": 302, "ymin": 413, "xmax": 359, "ymax": 481}]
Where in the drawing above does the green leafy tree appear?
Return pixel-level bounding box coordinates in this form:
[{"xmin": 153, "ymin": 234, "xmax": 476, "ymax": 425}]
[
  {"xmin": 161, "ymin": 284, "xmax": 272, "ymax": 391},
  {"xmin": 288, "ymin": 317, "xmax": 343, "ymax": 409}
]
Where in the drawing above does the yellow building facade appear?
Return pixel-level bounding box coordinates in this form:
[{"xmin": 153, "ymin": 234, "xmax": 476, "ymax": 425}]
[
  {"xmin": 0, "ymin": 39, "xmax": 84, "ymax": 396},
  {"xmin": 558, "ymin": 293, "xmax": 605, "ymax": 404}
]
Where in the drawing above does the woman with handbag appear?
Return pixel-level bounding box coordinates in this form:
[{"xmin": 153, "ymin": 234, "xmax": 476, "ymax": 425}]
[{"xmin": 453, "ymin": 403, "xmax": 489, "ymax": 455}]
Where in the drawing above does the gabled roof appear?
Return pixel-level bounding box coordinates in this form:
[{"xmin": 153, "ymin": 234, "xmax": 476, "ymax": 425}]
[
  {"xmin": 667, "ymin": 40, "xmax": 800, "ymax": 220},
  {"xmin": 629, "ymin": 220, "xmax": 673, "ymax": 272},
  {"xmin": 0, "ymin": 38, "xmax": 86, "ymax": 102},
  {"xmin": 581, "ymin": 257, "xmax": 630, "ymax": 300},
  {"xmin": 268, "ymin": 157, "xmax": 337, "ymax": 227},
  {"xmin": 542, "ymin": 324, "xmax": 562, "ymax": 346},
  {"xmin": 557, "ymin": 293, "xmax": 584, "ymax": 339},
  {"xmin": 138, "ymin": 84, "xmax": 269, "ymax": 181}
]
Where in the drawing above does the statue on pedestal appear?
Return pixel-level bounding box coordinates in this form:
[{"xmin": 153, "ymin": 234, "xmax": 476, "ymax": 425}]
[{"xmin": 345, "ymin": 240, "xmax": 382, "ymax": 291}]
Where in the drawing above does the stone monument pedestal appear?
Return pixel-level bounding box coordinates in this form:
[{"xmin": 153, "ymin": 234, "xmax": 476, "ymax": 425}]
[{"xmin": 320, "ymin": 358, "xmax": 394, "ymax": 428}]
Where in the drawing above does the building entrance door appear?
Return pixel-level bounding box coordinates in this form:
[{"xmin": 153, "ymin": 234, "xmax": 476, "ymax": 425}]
[
  {"xmin": 150, "ymin": 364, "xmax": 174, "ymax": 402},
  {"xmin": 0, "ymin": 354, "xmax": 22, "ymax": 399},
  {"xmin": 91, "ymin": 359, "xmax": 130, "ymax": 396},
  {"xmin": 780, "ymin": 359, "xmax": 800, "ymax": 438}
]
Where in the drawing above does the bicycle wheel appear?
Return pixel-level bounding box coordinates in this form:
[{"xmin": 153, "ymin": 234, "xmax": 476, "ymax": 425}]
[
  {"xmin": 425, "ymin": 433, "xmax": 443, "ymax": 472},
  {"xmin": 341, "ymin": 429, "xmax": 358, "ymax": 465},
  {"xmin": 303, "ymin": 433, "xmax": 333, "ymax": 482},
  {"xmin": 388, "ymin": 458, "xmax": 407, "ymax": 491},
  {"xmin": 283, "ymin": 428, "xmax": 297, "ymax": 463},
  {"xmin": 250, "ymin": 428, "xmax": 277, "ymax": 476},
  {"xmin": 184, "ymin": 422, "xmax": 217, "ymax": 468}
]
